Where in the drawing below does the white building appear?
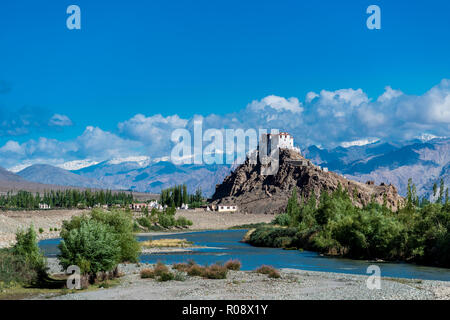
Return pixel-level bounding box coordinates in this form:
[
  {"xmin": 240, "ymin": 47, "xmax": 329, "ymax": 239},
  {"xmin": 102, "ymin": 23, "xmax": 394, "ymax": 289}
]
[
  {"xmin": 217, "ymin": 205, "xmax": 238, "ymax": 213},
  {"xmin": 261, "ymin": 132, "xmax": 301, "ymax": 154},
  {"xmin": 39, "ymin": 203, "xmax": 50, "ymax": 210}
]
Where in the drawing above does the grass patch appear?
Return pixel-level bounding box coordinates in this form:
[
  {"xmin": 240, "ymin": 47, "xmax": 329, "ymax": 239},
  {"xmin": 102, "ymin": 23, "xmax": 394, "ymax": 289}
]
[{"xmin": 141, "ymin": 238, "xmax": 194, "ymax": 248}]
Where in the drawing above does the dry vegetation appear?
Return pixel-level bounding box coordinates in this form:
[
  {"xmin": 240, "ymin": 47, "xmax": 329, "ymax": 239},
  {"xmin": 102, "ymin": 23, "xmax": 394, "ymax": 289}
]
[{"xmin": 140, "ymin": 238, "xmax": 194, "ymax": 248}]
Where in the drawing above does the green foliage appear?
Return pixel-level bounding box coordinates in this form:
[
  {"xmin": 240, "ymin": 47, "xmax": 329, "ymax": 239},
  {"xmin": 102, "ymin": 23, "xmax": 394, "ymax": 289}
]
[
  {"xmin": 58, "ymin": 219, "xmax": 121, "ymax": 275},
  {"xmin": 61, "ymin": 209, "xmax": 141, "ymax": 264},
  {"xmin": 0, "ymin": 249, "xmax": 38, "ymax": 288},
  {"xmin": 273, "ymin": 213, "xmax": 291, "ymax": 226},
  {"xmin": 89, "ymin": 209, "xmax": 141, "ymax": 262},
  {"xmin": 13, "ymin": 226, "xmax": 46, "ymax": 276},
  {"xmin": 246, "ymin": 183, "xmax": 450, "ymax": 268}
]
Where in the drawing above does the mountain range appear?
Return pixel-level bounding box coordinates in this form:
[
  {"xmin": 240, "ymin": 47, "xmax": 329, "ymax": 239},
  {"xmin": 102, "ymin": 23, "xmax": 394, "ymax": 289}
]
[
  {"xmin": 1, "ymin": 138, "xmax": 448, "ymax": 199},
  {"xmin": 303, "ymin": 138, "xmax": 449, "ymax": 198}
]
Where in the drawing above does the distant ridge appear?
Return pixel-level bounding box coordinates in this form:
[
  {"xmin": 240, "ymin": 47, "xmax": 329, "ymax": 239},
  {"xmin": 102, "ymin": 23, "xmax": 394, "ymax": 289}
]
[
  {"xmin": 17, "ymin": 164, "xmax": 113, "ymax": 189},
  {"xmin": 0, "ymin": 166, "xmax": 26, "ymax": 182}
]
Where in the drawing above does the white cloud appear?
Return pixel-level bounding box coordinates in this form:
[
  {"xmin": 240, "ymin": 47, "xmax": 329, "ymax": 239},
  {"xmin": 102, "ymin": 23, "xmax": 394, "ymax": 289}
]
[
  {"xmin": 317, "ymin": 88, "xmax": 369, "ymax": 107},
  {"xmin": 248, "ymin": 95, "xmax": 303, "ymax": 113},
  {"xmin": 2, "ymin": 79, "xmax": 450, "ymax": 169},
  {"xmin": 341, "ymin": 138, "xmax": 380, "ymax": 148},
  {"xmin": 377, "ymin": 86, "xmax": 403, "ymax": 103},
  {"xmin": 49, "ymin": 114, "xmax": 73, "ymax": 127}
]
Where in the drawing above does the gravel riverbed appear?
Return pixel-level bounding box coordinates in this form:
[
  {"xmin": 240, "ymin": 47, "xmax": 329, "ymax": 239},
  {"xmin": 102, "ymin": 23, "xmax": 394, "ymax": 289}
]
[{"xmin": 44, "ymin": 259, "xmax": 450, "ymax": 300}]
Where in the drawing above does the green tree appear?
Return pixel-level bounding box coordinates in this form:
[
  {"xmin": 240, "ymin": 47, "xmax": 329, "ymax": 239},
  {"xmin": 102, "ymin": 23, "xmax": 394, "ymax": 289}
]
[
  {"xmin": 58, "ymin": 219, "xmax": 121, "ymax": 276},
  {"xmin": 13, "ymin": 225, "xmax": 47, "ymax": 281}
]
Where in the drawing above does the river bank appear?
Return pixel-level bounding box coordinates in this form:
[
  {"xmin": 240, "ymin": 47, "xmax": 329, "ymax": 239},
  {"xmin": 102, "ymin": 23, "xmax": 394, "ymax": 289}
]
[
  {"xmin": 39, "ymin": 259, "xmax": 450, "ymax": 300},
  {"xmin": 0, "ymin": 209, "xmax": 273, "ymax": 248}
]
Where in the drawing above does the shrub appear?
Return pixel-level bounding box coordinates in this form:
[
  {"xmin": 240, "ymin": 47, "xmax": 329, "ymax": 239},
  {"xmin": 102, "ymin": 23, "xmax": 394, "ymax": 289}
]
[
  {"xmin": 137, "ymin": 217, "xmax": 153, "ymax": 229},
  {"xmin": 0, "ymin": 249, "xmax": 38, "ymax": 287},
  {"xmin": 61, "ymin": 210, "xmax": 141, "ymax": 264},
  {"xmin": 255, "ymin": 265, "xmax": 280, "ymax": 278},
  {"xmin": 38, "ymin": 228, "xmax": 44, "ymax": 234},
  {"xmin": 174, "ymin": 271, "xmax": 186, "ymax": 281},
  {"xmin": 158, "ymin": 214, "xmax": 176, "ymax": 228},
  {"xmin": 203, "ymin": 264, "xmax": 228, "ymax": 279},
  {"xmin": 152, "ymin": 261, "xmax": 170, "ymax": 277},
  {"xmin": 187, "ymin": 264, "xmax": 204, "ymax": 277},
  {"xmin": 268, "ymin": 269, "xmax": 281, "ymax": 278},
  {"xmin": 248, "ymin": 226, "xmax": 298, "ymax": 248},
  {"xmin": 140, "ymin": 268, "xmax": 154, "ymax": 279},
  {"xmin": 58, "ymin": 219, "xmax": 121, "ymax": 276},
  {"xmin": 175, "ymin": 216, "xmax": 193, "ymax": 227},
  {"xmin": 172, "ymin": 263, "xmax": 189, "ymax": 272},
  {"xmin": 224, "ymin": 259, "xmax": 241, "ymax": 271},
  {"xmin": 273, "ymin": 213, "xmax": 291, "ymax": 226},
  {"xmin": 158, "ymin": 271, "xmax": 175, "ymax": 282},
  {"xmin": 13, "ymin": 226, "xmax": 46, "ymax": 277},
  {"xmin": 141, "ymin": 262, "xmax": 176, "ymax": 281}
]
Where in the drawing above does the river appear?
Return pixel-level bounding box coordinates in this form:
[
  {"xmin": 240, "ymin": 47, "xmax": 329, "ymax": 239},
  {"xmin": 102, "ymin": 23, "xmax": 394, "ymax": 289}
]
[{"xmin": 39, "ymin": 229, "xmax": 450, "ymax": 281}]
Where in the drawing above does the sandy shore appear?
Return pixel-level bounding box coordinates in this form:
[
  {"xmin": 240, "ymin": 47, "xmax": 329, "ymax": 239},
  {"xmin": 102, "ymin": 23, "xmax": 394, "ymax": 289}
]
[
  {"xmin": 41, "ymin": 260, "xmax": 450, "ymax": 300},
  {"xmin": 0, "ymin": 209, "xmax": 87, "ymax": 248},
  {"xmin": 0, "ymin": 209, "xmax": 272, "ymax": 248}
]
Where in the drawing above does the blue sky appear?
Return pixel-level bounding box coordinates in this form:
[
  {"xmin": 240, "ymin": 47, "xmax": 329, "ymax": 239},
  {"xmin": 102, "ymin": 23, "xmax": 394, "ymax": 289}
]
[{"xmin": 0, "ymin": 0, "xmax": 449, "ymax": 169}]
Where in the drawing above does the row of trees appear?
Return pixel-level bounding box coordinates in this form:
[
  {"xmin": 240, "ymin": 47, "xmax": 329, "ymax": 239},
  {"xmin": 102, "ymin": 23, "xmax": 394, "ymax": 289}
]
[
  {"xmin": 159, "ymin": 184, "xmax": 203, "ymax": 208},
  {"xmin": 250, "ymin": 179, "xmax": 450, "ymax": 268},
  {"xmin": 0, "ymin": 189, "xmax": 134, "ymax": 210}
]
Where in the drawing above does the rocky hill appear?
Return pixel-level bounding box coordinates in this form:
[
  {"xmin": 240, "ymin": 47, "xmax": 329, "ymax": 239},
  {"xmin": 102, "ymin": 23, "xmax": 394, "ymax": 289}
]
[{"xmin": 211, "ymin": 149, "xmax": 404, "ymax": 214}]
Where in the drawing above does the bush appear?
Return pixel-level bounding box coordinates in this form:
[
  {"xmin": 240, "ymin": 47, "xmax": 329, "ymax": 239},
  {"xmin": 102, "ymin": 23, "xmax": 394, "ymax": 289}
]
[
  {"xmin": 0, "ymin": 249, "xmax": 38, "ymax": 287},
  {"xmin": 224, "ymin": 259, "xmax": 241, "ymax": 271},
  {"xmin": 13, "ymin": 226, "xmax": 46, "ymax": 277},
  {"xmin": 61, "ymin": 210, "xmax": 141, "ymax": 264},
  {"xmin": 140, "ymin": 268, "xmax": 154, "ymax": 279},
  {"xmin": 187, "ymin": 264, "xmax": 204, "ymax": 277},
  {"xmin": 141, "ymin": 262, "xmax": 175, "ymax": 281},
  {"xmin": 175, "ymin": 216, "xmax": 193, "ymax": 227},
  {"xmin": 248, "ymin": 226, "xmax": 298, "ymax": 248},
  {"xmin": 255, "ymin": 265, "xmax": 280, "ymax": 278},
  {"xmin": 273, "ymin": 213, "xmax": 291, "ymax": 226},
  {"xmin": 158, "ymin": 271, "xmax": 175, "ymax": 282},
  {"xmin": 203, "ymin": 264, "xmax": 228, "ymax": 279},
  {"xmin": 174, "ymin": 271, "xmax": 186, "ymax": 281},
  {"xmin": 58, "ymin": 219, "xmax": 121, "ymax": 276},
  {"xmin": 158, "ymin": 214, "xmax": 176, "ymax": 228},
  {"xmin": 172, "ymin": 262, "xmax": 189, "ymax": 272}
]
